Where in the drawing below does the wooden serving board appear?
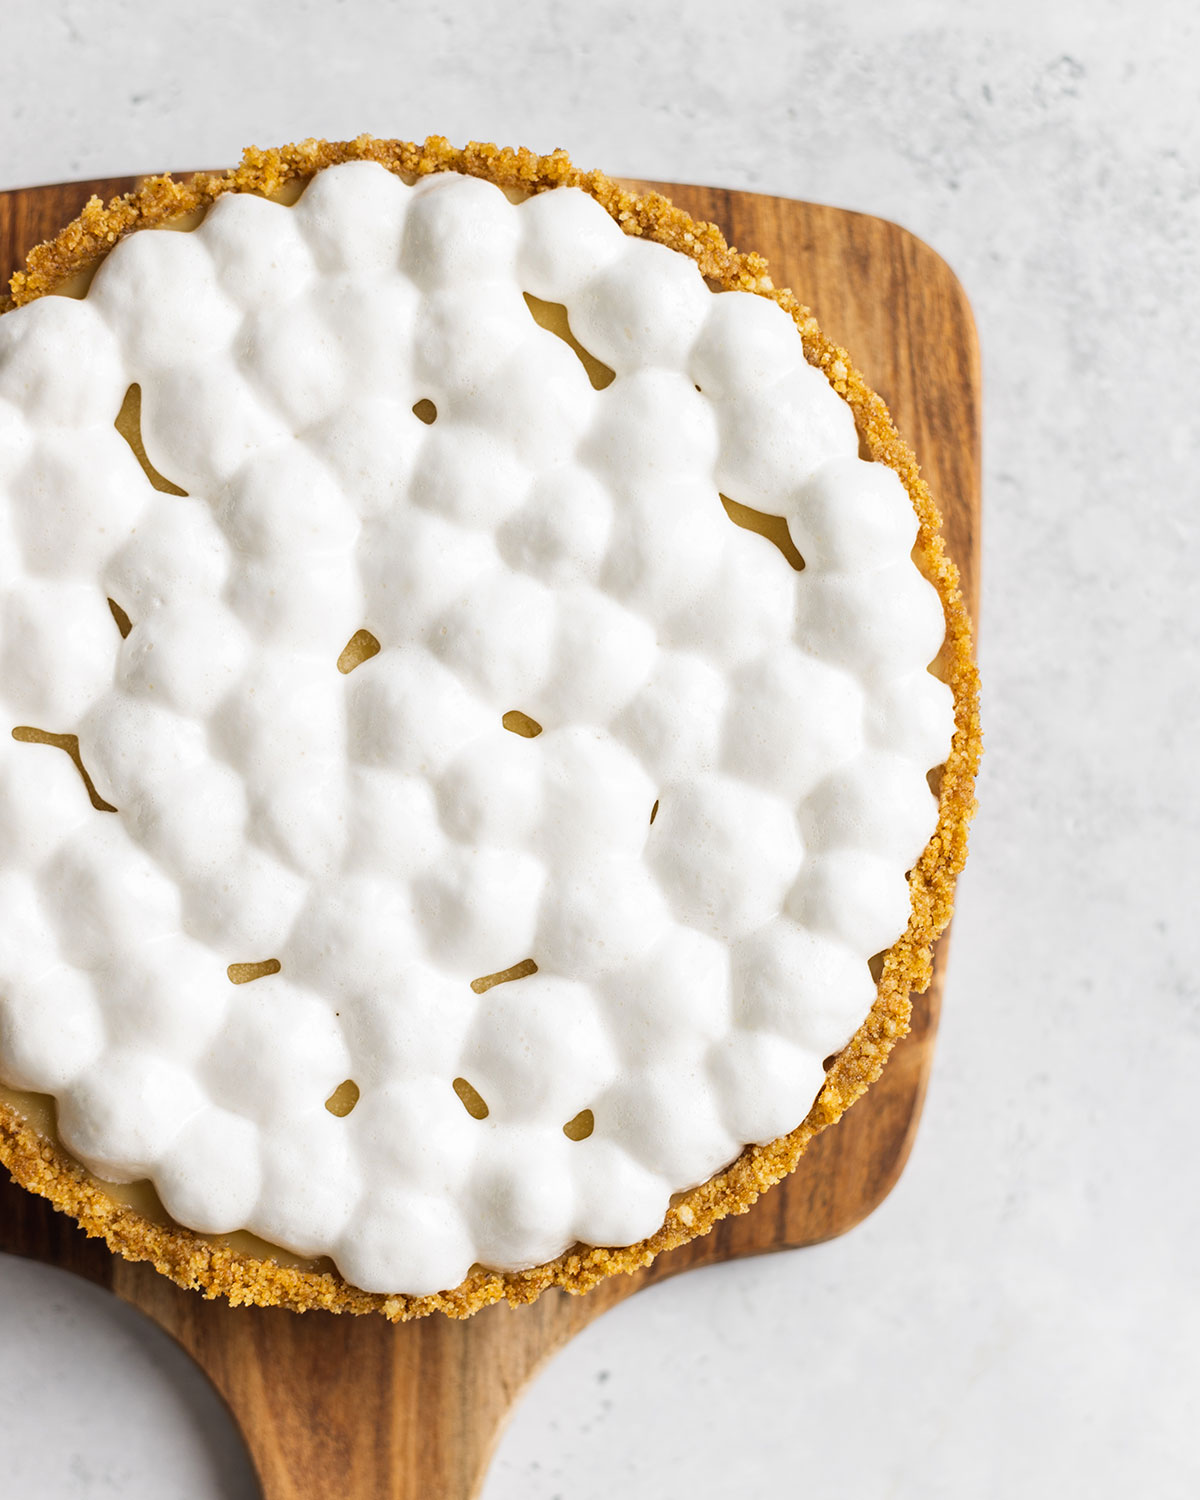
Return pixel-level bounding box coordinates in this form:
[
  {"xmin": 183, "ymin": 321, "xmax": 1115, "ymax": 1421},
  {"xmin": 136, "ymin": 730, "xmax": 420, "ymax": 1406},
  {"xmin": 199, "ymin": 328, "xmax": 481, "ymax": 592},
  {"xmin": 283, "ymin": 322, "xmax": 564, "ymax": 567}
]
[{"xmin": 0, "ymin": 173, "xmax": 980, "ymax": 1499}]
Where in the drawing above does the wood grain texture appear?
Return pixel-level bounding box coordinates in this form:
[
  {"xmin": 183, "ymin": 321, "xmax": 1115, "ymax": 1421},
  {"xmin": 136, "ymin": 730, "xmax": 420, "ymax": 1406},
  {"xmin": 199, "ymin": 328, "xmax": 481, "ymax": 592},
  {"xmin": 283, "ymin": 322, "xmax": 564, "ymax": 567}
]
[{"xmin": 0, "ymin": 172, "xmax": 980, "ymax": 1500}]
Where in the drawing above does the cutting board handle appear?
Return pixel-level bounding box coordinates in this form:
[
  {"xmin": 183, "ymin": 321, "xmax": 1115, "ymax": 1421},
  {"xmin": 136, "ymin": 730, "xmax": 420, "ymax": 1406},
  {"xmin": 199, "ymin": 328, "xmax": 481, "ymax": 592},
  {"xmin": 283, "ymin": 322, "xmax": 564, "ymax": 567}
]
[{"xmin": 113, "ymin": 1258, "xmax": 609, "ymax": 1500}]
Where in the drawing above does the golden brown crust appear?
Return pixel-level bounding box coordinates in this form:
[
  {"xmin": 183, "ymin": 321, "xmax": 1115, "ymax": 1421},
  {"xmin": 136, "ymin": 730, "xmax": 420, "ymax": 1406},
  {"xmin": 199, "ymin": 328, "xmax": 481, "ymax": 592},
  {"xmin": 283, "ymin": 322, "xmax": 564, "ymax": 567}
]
[{"xmin": 0, "ymin": 136, "xmax": 981, "ymax": 1320}]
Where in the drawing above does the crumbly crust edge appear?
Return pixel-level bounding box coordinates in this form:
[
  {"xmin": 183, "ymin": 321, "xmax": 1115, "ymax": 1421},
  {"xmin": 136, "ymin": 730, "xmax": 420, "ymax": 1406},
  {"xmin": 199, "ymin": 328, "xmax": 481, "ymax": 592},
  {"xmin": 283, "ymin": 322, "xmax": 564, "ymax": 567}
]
[{"xmin": 0, "ymin": 135, "xmax": 981, "ymax": 1321}]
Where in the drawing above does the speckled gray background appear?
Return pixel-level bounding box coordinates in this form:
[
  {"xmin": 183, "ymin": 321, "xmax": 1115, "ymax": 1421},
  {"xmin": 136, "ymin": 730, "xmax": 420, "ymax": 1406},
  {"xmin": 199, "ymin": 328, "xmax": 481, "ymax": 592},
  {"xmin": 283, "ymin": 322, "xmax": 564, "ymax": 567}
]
[{"xmin": 2, "ymin": 3, "xmax": 1197, "ymax": 1496}]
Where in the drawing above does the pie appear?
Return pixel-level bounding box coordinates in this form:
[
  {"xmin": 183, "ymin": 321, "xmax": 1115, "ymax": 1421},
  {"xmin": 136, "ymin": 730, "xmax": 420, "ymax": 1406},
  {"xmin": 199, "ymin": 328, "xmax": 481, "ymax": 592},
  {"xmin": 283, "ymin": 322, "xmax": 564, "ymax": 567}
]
[{"xmin": 0, "ymin": 136, "xmax": 980, "ymax": 1319}]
